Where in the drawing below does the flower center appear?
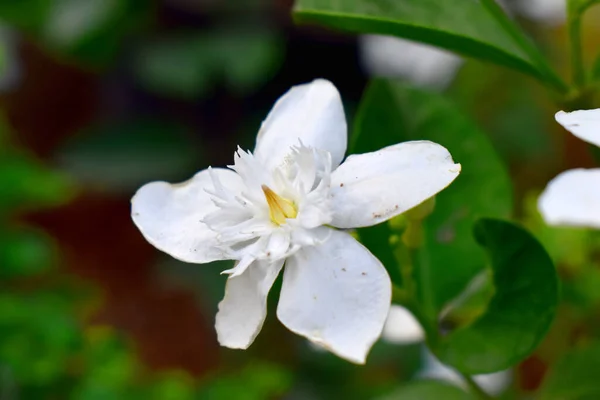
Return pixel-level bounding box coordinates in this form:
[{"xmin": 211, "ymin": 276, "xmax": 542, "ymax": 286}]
[{"xmin": 261, "ymin": 185, "xmax": 297, "ymax": 225}]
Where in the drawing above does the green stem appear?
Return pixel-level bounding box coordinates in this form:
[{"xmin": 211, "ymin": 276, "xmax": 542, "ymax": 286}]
[
  {"xmin": 568, "ymin": 12, "xmax": 586, "ymax": 88},
  {"xmin": 460, "ymin": 372, "xmax": 496, "ymax": 400},
  {"xmin": 480, "ymin": 0, "xmax": 569, "ymax": 95}
]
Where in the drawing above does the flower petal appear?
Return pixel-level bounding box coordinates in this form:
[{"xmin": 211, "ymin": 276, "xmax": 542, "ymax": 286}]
[
  {"xmin": 131, "ymin": 168, "xmax": 242, "ymax": 263},
  {"xmin": 254, "ymin": 79, "xmax": 347, "ymax": 171},
  {"xmin": 538, "ymin": 168, "xmax": 600, "ymax": 227},
  {"xmin": 555, "ymin": 109, "xmax": 600, "ymax": 147},
  {"xmin": 216, "ymin": 259, "xmax": 284, "ymax": 349},
  {"xmin": 329, "ymin": 141, "xmax": 461, "ymax": 228},
  {"xmin": 276, "ymin": 229, "xmax": 391, "ymax": 364}
]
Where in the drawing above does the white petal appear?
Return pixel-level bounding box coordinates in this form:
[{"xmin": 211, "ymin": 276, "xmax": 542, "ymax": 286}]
[
  {"xmin": 254, "ymin": 79, "xmax": 347, "ymax": 171},
  {"xmin": 131, "ymin": 168, "xmax": 242, "ymax": 263},
  {"xmin": 277, "ymin": 229, "xmax": 391, "ymax": 364},
  {"xmin": 538, "ymin": 168, "xmax": 600, "ymax": 227},
  {"xmin": 216, "ymin": 259, "xmax": 284, "ymax": 349},
  {"xmin": 555, "ymin": 109, "xmax": 600, "ymax": 148},
  {"xmin": 330, "ymin": 141, "xmax": 461, "ymax": 228}
]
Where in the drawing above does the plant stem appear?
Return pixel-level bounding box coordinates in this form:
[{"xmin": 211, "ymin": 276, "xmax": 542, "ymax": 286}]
[
  {"xmin": 460, "ymin": 372, "xmax": 496, "ymax": 400},
  {"xmin": 568, "ymin": 11, "xmax": 586, "ymax": 89}
]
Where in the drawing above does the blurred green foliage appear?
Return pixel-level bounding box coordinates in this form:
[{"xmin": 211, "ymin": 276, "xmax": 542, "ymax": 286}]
[{"xmin": 1, "ymin": 0, "xmax": 600, "ymax": 399}]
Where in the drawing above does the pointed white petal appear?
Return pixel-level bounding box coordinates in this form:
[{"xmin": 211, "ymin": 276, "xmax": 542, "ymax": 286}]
[
  {"xmin": 330, "ymin": 141, "xmax": 461, "ymax": 228},
  {"xmin": 555, "ymin": 109, "xmax": 600, "ymax": 147},
  {"xmin": 538, "ymin": 168, "xmax": 600, "ymax": 227},
  {"xmin": 216, "ymin": 259, "xmax": 284, "ymax": 349},
  {"xmin": 277, "ymin": 229, "xmax": 391, "ymax": 364},
  {"xmin": 131, "ymin": 168, "xmax": 242, "ymax": 263},
  {"xmin": 254, "ymin": 79, "xmax": 347, "ymax": 171}
]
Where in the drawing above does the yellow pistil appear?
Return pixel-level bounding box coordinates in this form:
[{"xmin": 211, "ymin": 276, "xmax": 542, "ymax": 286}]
[{"xmin": 262, "ymin": 185, "xmax": 297, "ymax": 225}]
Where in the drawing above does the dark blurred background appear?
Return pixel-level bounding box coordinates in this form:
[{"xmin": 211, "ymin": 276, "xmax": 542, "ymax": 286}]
[{"xmin": 0, "ymin": 0, "xmax": 599, "ymax": 398}]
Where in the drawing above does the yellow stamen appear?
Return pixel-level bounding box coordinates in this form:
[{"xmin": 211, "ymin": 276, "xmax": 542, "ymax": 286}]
[{"xmin": 262, "ymin": 185, "xmax": 297, "ymax": 225}]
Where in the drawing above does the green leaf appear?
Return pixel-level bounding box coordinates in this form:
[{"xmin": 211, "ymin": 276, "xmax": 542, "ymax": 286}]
[
  {"xmin": 380, "ymin": 380, "xmax": 473, "ymax": 400},
  {"xmin": 1, "ymin": 0, "xmax": 150, "ymax": 66},
  {"xmin": 0, "ymin": 152, "xmax": 74, "ymax": 211},
  {"xmin": 0, "ymin": 292, "xmax": 80, "ymax": 385},
  {"xmin": 293, "ymin": 0, "xmax": 566, "ymax": 92},
  {"xmin": 134, "ymin": 28, "xmax": 283, "ymax": 99},
  {"xmin": 0, "ymin": 228, "xmax": 56, "ymax": 279},
  {"xmin": 57, "ymin": 119, "xmax": 200, "ymax": 193},
  {"xmin": 357, "ymin": 223, "xmax": 403, "ymax": 286},
  {"xmin": 435, "ymin": 218, "xmax": 559, "ymax": 374},
  {"xmin": 539, "ymin": 343, "xmax": 600, "ymax": 400},
  {"xmin": 0, "ymin": 0, "xmax": 52, "ymax": 31},
  {"xmin": 352, "ymin": 79, "xmax": 513, "ymax": 316}
]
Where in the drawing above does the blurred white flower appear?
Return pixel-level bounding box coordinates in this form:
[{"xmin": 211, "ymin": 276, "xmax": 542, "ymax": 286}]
[
  {"xmin": 419, "ymin": 349, "xmax": 512, "ymax": 396},
  {"xmin": 513, "ymin": 0, "xmax": 566, "ymax": 26},
  {"xmin": 131, "ymin": 79, "xmax": 461, "ymax": 363},
  {"xmin": 381, "ymin": 305, "xmax": 425, "ymax": 345},
  {"xmin": 380, "ymin": 305, "xmax": 511, "ymax": 395},
  {"xmin": 359, "ymin": 35, "xmax": 463, "ymax": 90},
  {"xmin": 539, "ymin": 109, "xmax": 600, "ymax": 227}
]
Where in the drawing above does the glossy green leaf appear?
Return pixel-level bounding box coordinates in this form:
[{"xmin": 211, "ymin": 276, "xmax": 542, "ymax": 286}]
[
  {"xmin": 293, "ymin": 0, "xmax": 566, "ymax": 92},
  {"xmin": 435, "ymin": 218, "xmax": 559, "ymax": 374},
  {"xmin": 352, "ymin": 79, "xmax": 513, "ymax": 316},
  {"xmin": 539, "ymin": 343, "xmax": 600, "ymax": 400},
  {"xmin": 380, "ymin": 380, "xmax": 472, "ymax": 400}
]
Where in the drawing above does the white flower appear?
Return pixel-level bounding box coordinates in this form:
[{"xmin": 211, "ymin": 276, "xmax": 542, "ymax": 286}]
[
  {"xmin": 359, "ymin": 35, "xmax": 463, "ymax": 90},
  {"xmin": 512, "ymin": 0, "xmax": 566, "ymax": 27},
  {"xmin": 419, "ymin": 349, "xmax": 512, "ymax": 396},
  {"xmin": 381, "ymin": 305, "xmax": 425, "ymax": 345},
  {"xmin": 539, "ymin": 109, "xmax": 600, "ymax": 227},
  {"xmin": 131, "ymin": 79, "xmax": 461, "ymax": 364}
]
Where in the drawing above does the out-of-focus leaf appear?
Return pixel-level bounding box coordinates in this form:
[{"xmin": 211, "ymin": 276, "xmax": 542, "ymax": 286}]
[
  {"xmin": 538, "ymin": 343, "xmax": 600, "ymax": 400},
  {"xmin": 352, "ymin": 79, "xmax": 512, "ymax": 317},
  {"xmin": 592, "ymin": 51, "xmax": 600, "ymax": 82},
  {"xmin": 57, "ymin": 119, "xmax": 200, "ymax": 192},
  {"xmin": 0, "ymin": 227, "xmax": 56, "ymax": 279},
  {"xmin": 72, "ymin": 326, "xmax": 138, "ymax": 397},
  {"xmin": 134, "ymin": 34, "xmax": 212, "ymax": 98},
  {"xmin": 0, "ymin": 293, "xmax": 80, "ymax": 385},
  {"xmin": 0, "ymin": 152, "xmax": 74, "ymax": 211},
  {"xmin": 0, "ymin": 0, "xmax": 149, "ymax": 66},
  {"xmin": 197, "ymin": 362, "xmax": 292, "ymax": 400},
  {"xmin": 145, "ymin": 372, "xmax": 196, "ymax": 400},
  {"xmin": 0, "ymin": 0, "xmax": 51, "ymax": 31},
  {"xmin": 215, "ymin": 30, "xmax": 284, "ymax": 95},
  {"xmin": 435, "ymin": 219, "xmax": 559, "ymax": 374},
  {"xmin": 380, "ymin": 380, "xmax": 472, "ymax": 400},
  {"xmin": 293, "ymin": 0, "xmax": 566, "ymax": 92},
  {"xmin": 134, "ymin": 28, "xmax": 283, "ymax": 99}
]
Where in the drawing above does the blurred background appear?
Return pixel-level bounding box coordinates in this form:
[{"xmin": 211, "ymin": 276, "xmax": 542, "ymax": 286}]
[{"xmin": 0, "ymin": 0, "xmax": 599, "ymax": 398}]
